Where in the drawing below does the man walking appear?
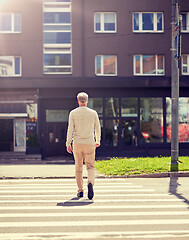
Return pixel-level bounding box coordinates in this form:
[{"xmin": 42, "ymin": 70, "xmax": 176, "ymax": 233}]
[{"xmin": 66, "ymin": 92, "xmax": 101, "ymax": 199}]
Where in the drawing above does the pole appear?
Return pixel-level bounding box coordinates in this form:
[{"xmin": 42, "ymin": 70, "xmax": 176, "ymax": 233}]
[{"xmin": 171, "ymin": 0, "xmax": 180, "ymax": 171}]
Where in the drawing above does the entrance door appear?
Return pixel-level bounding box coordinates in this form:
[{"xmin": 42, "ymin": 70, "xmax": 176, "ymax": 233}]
[
  {"xmin": 46, "ymin": 122, "xmax": 68, "ymax": 156},
  {"xmin": 121, "ymin": 119, "xmax": 138, "ymax": 147},
  {"xmin": 14, "ymin": 118, "xmax": 26, "ymax": 152},
  {"xmin": 0, "ymin": 119, "xmax": 13, "ymax": 151}
]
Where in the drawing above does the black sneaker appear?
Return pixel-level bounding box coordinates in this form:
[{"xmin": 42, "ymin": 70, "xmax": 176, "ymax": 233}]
[
  {"xmin": 88, "ymin": 183, "xmax": 94, "ymax": 200},
  {"xmin": 77, "ymin": 191, "xmax": 83, "ymax": 198}
]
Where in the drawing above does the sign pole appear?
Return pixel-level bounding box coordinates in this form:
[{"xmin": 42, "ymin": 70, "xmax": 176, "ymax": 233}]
[{"xmin": 171, "ymin": 0, "xmax": 180, "ymax": 171}]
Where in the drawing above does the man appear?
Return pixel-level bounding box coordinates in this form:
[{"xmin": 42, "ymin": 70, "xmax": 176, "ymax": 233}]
[{"xmin": 66, "ymin": 92, "xmax": 101, "ymax": 200}]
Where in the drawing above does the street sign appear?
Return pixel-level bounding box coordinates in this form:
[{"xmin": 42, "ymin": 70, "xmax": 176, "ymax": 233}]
[{"xmin": 174, "ymin": 34, "xmax": 181, "ymax": 60}]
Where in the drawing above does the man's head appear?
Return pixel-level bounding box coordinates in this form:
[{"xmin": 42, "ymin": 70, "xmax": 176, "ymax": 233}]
[{"xmin": 77, "ymin": 92, "xmax": 88, "ymax": 106}]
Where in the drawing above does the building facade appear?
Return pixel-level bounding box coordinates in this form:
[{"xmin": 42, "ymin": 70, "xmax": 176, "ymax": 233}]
[{"xmin": 0, "ymin": 0, "xmax": 189, "ymax": 159}]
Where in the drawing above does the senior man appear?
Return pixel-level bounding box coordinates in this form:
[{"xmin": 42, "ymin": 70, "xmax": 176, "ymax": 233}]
[{"xmin": 66, "ymin": 92, "xmax": 101, "ymax": 199}]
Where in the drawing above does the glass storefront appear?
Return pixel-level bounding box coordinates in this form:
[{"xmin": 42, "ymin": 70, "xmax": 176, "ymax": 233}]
[
  {"xmin": 140, "ymin": 98, "xmax": 163, "ymax": 143},
  {"xmin": 74, "ymin": 96, "xmax": 189, "ymax": 148},
  {"xmin": 166, "ymin": 97, "xmax": 189, "ymax": 142}
]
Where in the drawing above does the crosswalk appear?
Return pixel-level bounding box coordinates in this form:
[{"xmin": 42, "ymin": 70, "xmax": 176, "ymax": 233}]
[{"xmin": 0, "ymin": 178, "xmax": 189, "ymax": 239}]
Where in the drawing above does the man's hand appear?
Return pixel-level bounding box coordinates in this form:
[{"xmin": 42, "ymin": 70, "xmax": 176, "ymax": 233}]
[
  {"xmin": 95, "ymin": 144, "xmax": 100, "ymax": 148},
  {"xmin": 67, "ymin": 146, "xmax": 73, "ymax": 154}
]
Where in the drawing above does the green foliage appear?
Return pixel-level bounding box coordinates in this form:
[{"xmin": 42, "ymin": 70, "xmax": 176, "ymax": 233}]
[{"xmin": 95, "ymin": 156, "xmax": 189, "ymax": 176}]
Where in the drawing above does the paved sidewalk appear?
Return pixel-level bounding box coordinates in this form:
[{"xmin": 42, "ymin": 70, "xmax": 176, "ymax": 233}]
[
  {"xmin": 0, "ymin": 164, "xmax": 80, "ymax": 179},
  {"xmin": 0, "ymin": 163, "xmax": 189, "ymax": 179}
]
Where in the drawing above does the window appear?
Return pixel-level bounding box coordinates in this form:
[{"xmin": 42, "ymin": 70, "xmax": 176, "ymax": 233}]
[
  {"xmin": 121, "ymin": 98, "xmax": 138, "ymax": 117},
  {"xmin": 43, "ymin": 0, "xmax": 72, "ymax": 74},
  {"xmin": 94, "ymin": 12, "xmax": 116, "ymax": 33},
  {"xmin": 95, "ymin": 55, "xmax": 117, "ymax": 75},
  {"xmin": 105, "ymin": 98, "xmax": 119, "ymax": 117},
  {"xmin": 133, "ymin": 12, "xmax": 163, "ymax": 32},
  {"xmin": 134, "ymin": 55, "xmax": 164, "ymax": 75},
  {"xmin": 88, "ymin": 98, "xmax": 103, "ymax": 118},
  {"xmin": 140, "ymin": 98, "xmax": 163, "ymax": 143},
  {"xmin": 181, "ymin": 12, "xmax": 189, "ymax": 32},
  {"xmin": 0, "ymin": 56, "xmax": 21, "ymax": 76},
  {"xmin": 0, "ymin": 13, "xmax": 21, "ymax": 33},
  {"xmin": 44, "ymin": 52, "xmax": 71, "ymax": 73},
  {"xmin": 182, "ymin": 55, "xmax": 189, "ymax": 75},
  {"xmin": 166, "ymin": 98, "xmax": 189, "ymax": 143}
]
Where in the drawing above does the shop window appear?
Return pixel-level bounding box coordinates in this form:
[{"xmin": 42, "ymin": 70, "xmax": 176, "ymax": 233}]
[
  {"xmin": 166, "ymin": 97, "xmax": 189, "ymax": 143},
  {"xmin": 105, "ymin": 119, "xmax": 119, "ymax": 146},
  {"xmin": 0, "ymin": 13, "xmax": 21, "ymax": 33},
  {"xmin": 105, "ymin": 98, "xmax": 119, "ymax": 117},
  {"xmin": 134, "ymin": 55, "xmax": 164, "ymax": 75},
  {"xmin": 182, "ymin": 55, "xmax": 189, "ymax": 75},
  {"xmin": 95, "ymin": 55, "xmax": 117, "ymax": 76},
  {"xmin": 0, "ymin": 56, "xmax": 21, "ymax": 77},
  {"xmin": 121, "ymin": 98, "xmax": 138, "ymax": 117},
  {"xmin": 88, "ymin": 98, "xmax": 103, "ymax": 118},
  {"xmin": 94, "ymin": 12, "xmax": 116, "ymax": 33},
  {"xmin": 181, "ymin": 12, "xmax": 189, "ymax": 32},
  {"xmin": 140, "ymin": 98, "xmax": 163, "ymax": 143},
  {"xmin": 133, "ymin": 12, "xmax": 163, "ymax": 32}
]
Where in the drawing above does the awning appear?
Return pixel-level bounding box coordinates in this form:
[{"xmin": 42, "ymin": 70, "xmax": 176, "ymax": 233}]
[{"xmin": 0, "ymin": 113, "xmax": 28, "ymax": 118}]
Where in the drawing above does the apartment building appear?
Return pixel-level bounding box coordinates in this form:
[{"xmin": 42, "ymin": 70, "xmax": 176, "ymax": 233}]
[{"xmin": 0, "ymin": 0, "xmax": 189, "ymax": 159}]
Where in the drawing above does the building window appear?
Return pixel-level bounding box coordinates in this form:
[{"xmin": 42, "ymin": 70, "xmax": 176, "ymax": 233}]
[
  {"xmin": 134, "ymin": 55, "xmax": 164, "ymax": 75},
  {"xmin": 43, "ymin": 0, "xmax": 72, "ymax": 74},
  {"xmin": 0, "ymin": 56, "xmax": 21, "ymax": 76},
  {"xmin": 182, "ymin": 54, "xmax": 189, "ymax": 75},
  {"xmin": 181, "ymin": 12, "xmax": 189, "ymax": 32},
  {"xmin": 95, "ymin": 55, "xmax": 117, "ymax": 76},
  {"xmin": 166, "ymin": 98, "xmax": 189, "ymax": 143},
  {"xmin": 88, "ymin": 98, "xmax": 103, "ymax": 118},
  {"xmin": 94, "ymin": 12, "xmax": 116, "ymax": 33},
  {"xmin": 0, "ymin": 13, "xmax": 21, "ymax": 33},
  {"xmin": 121, "ymin": 98, "xmax": 138, "ymax": 117},
  {"xmin": 140, "ymin": 98, "xmax": 163, "ymax": 143},
  {"xmin": 105, "ymin": 98, "xmax": 119, "ymax": 117},
  {"xmin": 133, "ymin": 12, "xmax": 163, "ymax": 32}
]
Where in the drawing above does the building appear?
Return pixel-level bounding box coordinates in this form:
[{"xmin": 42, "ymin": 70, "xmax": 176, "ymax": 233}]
[{"xmin": 0, "ymin": 0, "xmax": 189, "ymax": 159}]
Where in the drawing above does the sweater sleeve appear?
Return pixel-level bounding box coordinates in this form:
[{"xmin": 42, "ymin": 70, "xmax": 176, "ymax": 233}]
[
  {"xmin": 94, "ymin": 111, "xmax": 101, "ymax": 145},
  {"xmin": 66, "ymin": 111, "xmax": 74, "ymax": 147}
]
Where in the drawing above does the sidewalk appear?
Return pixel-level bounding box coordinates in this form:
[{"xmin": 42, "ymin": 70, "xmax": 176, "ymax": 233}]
[{"xmin": 0, "ymin": 163, "xmax": 189, "ymax": 179}]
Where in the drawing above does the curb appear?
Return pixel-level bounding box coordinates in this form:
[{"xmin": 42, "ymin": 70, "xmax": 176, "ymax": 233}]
[
  {"xmin": 1, "ymin": 172, "xmax": 189, "ymax": 180},
  {"xmin": 96, "ymin": 171, "xmax": 189, "ymax": 178}
]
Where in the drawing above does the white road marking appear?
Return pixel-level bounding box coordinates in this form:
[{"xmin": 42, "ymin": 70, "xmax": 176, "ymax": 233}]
[
  {"xmin": 1, "ymin": 219, "xmax": 189, "ymax": 227},
  {"xmin": 0, "ymin": 231, "xmax": 189, "ymax": 240},
  {"xmin": 1, "ymin": 211, "xmax": 189, "ymax": 218},
  {"xmin": 0, "ymin": 193, "xmax": 171, "ymax": 198},
  {"xmin": 0, "ymin": 189, "xmax": 154, "ymax": 193},
  {"xmin": 0, "ymin": 198, "xmax": 183, "ymax": 203},
  {"xmin": 0, "ymin": 204, "xmax": 187, "ymax": 210}
]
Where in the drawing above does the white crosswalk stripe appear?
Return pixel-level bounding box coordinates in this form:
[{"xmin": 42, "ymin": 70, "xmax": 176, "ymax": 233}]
[{"xmin": 0, "ymin": 178, "xmax": 188, "ymax": 239}]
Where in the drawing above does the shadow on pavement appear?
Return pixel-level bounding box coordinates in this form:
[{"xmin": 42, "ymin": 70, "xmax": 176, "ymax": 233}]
[
  {"xmin": 169, "ymin": 176, "xmax": 189, "ymax": 208},
  {"xmin": 57, "ymin": 197, "xmax": 94, "ymax": 207}
]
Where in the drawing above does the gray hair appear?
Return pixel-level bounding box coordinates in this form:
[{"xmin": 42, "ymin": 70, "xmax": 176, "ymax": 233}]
[{"xmin": 77, "ymin": 92, "xmax": 88, "ymax": 103}]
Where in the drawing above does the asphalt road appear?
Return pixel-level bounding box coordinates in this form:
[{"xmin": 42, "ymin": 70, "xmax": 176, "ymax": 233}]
[{"xmin": 0, "ymin": 177, "xmax": 189, "ymax": 240}]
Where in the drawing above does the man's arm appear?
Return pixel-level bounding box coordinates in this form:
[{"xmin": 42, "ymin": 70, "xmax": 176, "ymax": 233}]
[
  {"xmin": 66, "ymin": 111, "xmax": 74, "ymax": 153},
  {"xmin": 94, "ymin": 112, "xmax": 101, "ymax": 147}
]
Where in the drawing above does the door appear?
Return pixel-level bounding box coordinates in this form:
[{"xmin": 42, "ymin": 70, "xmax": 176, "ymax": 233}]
[
  {"xmin": 46, "ymin": 122, "xmax": 68, "ymax": 156},
  {"xmin": 0, "ymin": 119, "xmax": 13, "ymax": 151},
  {"xmin": 121, "ymin": 119, "xmax": 138, "ymax": 147},
  {"xmin": 14, "ymin": 118, "xmax": 26, "ymax": 152}
]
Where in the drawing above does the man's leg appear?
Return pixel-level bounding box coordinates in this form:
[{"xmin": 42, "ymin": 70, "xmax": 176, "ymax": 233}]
[
  {"xmin": 83, "ymin": 144, "xmax": 96, "ymax": 199},
  {"xmin": 73, "ymin": 144, "xmax": 84, "ymax": 193}
]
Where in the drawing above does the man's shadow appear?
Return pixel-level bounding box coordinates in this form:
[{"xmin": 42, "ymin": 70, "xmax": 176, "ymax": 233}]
[
  {"xmin": 57, "ymin": 197, "xmax": 94, "ymax": 207},
  {"xmin": 169, "ymin": 176, "xmax": 189, "ymax": 208}
]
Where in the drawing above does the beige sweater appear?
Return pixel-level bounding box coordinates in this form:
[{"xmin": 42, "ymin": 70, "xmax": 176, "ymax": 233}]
[{"xmin": 66, "ymin": 107, "xmax": 101, "ymax": 147}]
